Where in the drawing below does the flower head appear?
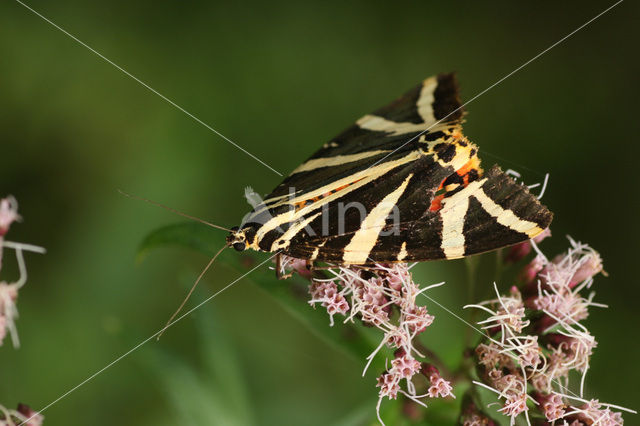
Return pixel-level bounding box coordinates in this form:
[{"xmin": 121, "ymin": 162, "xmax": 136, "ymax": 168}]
[
  {"xmin": 533, "ymin": 392, "xmax": 566, "ymax": 421},
  {"xmin": 278, "ymin": 254, "xmax": 312, "ymax": 278},
  {"xmin": 0, "ymin": 196, "xmax": 45, "ymax": 347},
  {"xmin": 0, "ymin": 282, "xmax": 19, "ymax": 347},
  {"xmin": 376, "ymin": 371, "xmax": 400, "ymax": 399},
  {"xmin": 308, "ymin": 280, "xmax": 349, "ymax": 326},
  {"xmin": 0, "ymin": 403, "xmax": 44, "ymax": 426},
  {"xmin": 422, "ymin": 364, "xmax": 454, "ymax": 399},
  {"xmin": 390, "ymin": 353, "xmax": 420, "ymax": 379},
  {"xmin": 467, "ymin": 237, "xmax": 634, "ymax": 425},
  {"xmin": 283, "ymin": 258, "xmax": 451, "ymax": 423},
  {"xmin": 0, "ymin": 197, "xmax": 20, "ymax": 237}
]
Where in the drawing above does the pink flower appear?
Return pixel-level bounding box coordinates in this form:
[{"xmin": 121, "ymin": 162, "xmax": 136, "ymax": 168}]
[
  {"xmin": 0, "ymin": 197, "xmax": 20, "ymax": 237},
  {"xmin": 532, "ymin": 288, "xmax": 590, "ymax": 325},
  {"xmin": 309, "ymin": 281, "xmax": 337, "ymax": 300},
  {"xmin": 519, "ymin": 255, "xmax": 545, "ymax": 286},
  {"xmin": 297, "ymin": 260, "xmax": 450, "ymax": 421},
  {"xmin": 538, "ymin": 238, "xmax": 604, "ymax": 290},
  {"xmin": 376, "ymin": 372, "xmax": 400, "ymax": 399},
  {"xmin": 421, "ymin": 364, "xmax": 455, "ymax": 399},
  {"xmin": 514, "ymin": 336, "xmax": 541, "ymax": 368},
  {"xmin": 569, "ymin": 251, "xmax": 603, "ymax": 288},
  {"xmin": 0, "ymin": 403, "xmax": 44, "ymax": 426},
  {"xmin": 362, "ymin": 279, "xmax": 387, "ymax": 306},
  {"xmin": 0, "ymin": 282, "xmax": 19, "ymax": 347},
  {"xmin": 361, "ymin": 304, "xmax": 389, "ymax": 327},
  {"xmin": 465, "ymin": 284, "xmax": 529, "ymax": 339},
  {"xmin": 16, "ymin": 403, "xmax": 44, "ymax": 426},
  {"xmin": 308, "ymin": 281, "xmax": 349, "ymax": 325},
  {"xmin": 469, "ymin": 237, "xmax": 634, "ymax": 425},
  {"xmin": 385, "ymin": 264, "xmax": 412, "ymax": 292},
  {"xmin": 390, "ymin": 353, "xmax": 420, "ymax": 379},
  {"xmin": 278, "ymin": 254, "xmax": 312, "ymax": 278},
  {"xmin": 0, "ymin": 197, "xmax": 45, "ymax": 347},
  {"xmin": 565, "ymin": 398, "xmax": 626, "ymax": 426},
  {"xmin": 404, "ymin": 306, "xmax": 434, "ymax": 334},
  {"xmin": 533, "ymin": 392, "xmax": 566, "ymax": 421},
  {"xmin": 428, "ymin": 374, "xmax": 454, "ymax": 399},
  {"xmin": 476, "ymin": 343, "xmax": 508, "ymax": 369},
  {"xmin": 498, "ymin": 391, "xmax": 528, "ymax": 419}
]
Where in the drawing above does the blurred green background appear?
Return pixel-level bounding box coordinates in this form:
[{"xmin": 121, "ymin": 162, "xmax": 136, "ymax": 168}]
[{"xmin": 1, "ymin": 1, "xmax": 638, "ymax": 425}]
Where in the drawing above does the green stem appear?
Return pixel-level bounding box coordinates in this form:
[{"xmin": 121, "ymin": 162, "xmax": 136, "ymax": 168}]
[
  {"xmin": 494, "ymin": 248, "xmax": 504, "ymax": 288},
  {"xmin": 463, "ymin": 256, "xmax": 480, "ymax": 348}
]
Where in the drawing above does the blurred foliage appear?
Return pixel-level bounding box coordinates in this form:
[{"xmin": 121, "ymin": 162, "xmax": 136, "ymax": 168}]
[{"xmin": 0, "ymin": 0, "xmax": 638, "ymax": 425}]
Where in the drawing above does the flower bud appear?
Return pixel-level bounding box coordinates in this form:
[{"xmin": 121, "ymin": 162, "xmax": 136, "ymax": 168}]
[{"xmin": 0, "ymin": 196, "xmax": 20, "ymax": 237}]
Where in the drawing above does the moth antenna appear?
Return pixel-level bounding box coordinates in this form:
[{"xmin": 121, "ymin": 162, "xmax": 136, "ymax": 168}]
[
  {"xmin": 118, "ymin": 189, "xmax": 233, "ymax": 233},
  {"xmin": 156, "ymin": 243, "xmax": 229, "ymax": 340}
]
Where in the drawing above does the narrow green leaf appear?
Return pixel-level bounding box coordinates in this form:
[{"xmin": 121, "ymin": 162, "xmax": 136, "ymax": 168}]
[
  {"xmin": 139, "ymin": 222, "xmax": 388, "ymax": 363},
  {"xmin": 195, "ymin": 305, "xmax": 254, "ymax": 425},
  {"xmin": 138, "ymin": 221, "xmax": 220, "ymax": 262}
]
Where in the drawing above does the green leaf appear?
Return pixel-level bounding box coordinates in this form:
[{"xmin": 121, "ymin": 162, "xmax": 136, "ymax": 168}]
[
  {"xmin": 138, "ymin": 221, "xmax": 220, "ymax": 262},
  {"xmin": 140, "ymin": 222, "xmax": 389, "ymax": 364}
]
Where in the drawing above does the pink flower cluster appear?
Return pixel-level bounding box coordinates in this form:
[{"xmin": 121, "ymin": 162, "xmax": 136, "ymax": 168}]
[
  {"xmin": 0, "ymin": 196, "xmax": 46, "ymax": 347},
  {"xmin": 0, "ymin": 197, "xmax": 45, "ymax": 424},
  {"xmin": 0, "ymin": 197, "xmax": 20, "ymax": 238},
  {"xmin": 0, "ymin": 403, "xmax": 44, "ymax": 426},
  {"xmin": 279, "ymin": 257, "xmax": 454, "ymax": 424},
  {"xmin": 466, "ymin": 234, "xmax": 634, "ymax": 425},
  {"xmin": 0, "ymin": 196, "xmax": 23, "ymax": 347}
]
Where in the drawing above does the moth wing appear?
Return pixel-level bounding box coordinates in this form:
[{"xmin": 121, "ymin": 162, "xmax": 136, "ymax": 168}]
[
  {"xmin": 285, "ymin": 165, "xmax": 552, "ymax": 264},
  {"xmin": 263, "ymin": 73, "xmax": 464, "ymax": 202}
]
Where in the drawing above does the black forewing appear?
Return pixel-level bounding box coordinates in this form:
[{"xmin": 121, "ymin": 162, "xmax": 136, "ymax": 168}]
[
  {"xmin": 263, "ymin": 73, "xmax": 464, "ymax": 202},
  {"xmin": 285, "ymin": 166, "xmax": 552, "ymax": 263}
]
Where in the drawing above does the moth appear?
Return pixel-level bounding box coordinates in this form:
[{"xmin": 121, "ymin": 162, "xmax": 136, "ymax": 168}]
[{"xmin": 226, "ymin": 73, "xmax": 552, "ymax": 270}]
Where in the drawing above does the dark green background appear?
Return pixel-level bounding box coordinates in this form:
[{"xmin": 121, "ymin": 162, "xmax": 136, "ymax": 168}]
[{"xmin": 1, "ymin": 1, "xmax": 638, "ymax": 425}]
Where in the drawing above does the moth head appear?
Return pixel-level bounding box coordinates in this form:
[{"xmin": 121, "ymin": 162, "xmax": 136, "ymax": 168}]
[{"xmin": 226, "ymin": 226, "xmax": 256, "ymax": 251}]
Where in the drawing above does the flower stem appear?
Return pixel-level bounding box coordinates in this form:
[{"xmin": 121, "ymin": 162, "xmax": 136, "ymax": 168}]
[
  {"xmin": 463, "ymin": 256, "xmax": 480, "ymax": 347},
  {"xmin": 493, "ymin": 248, "xmax": 503, "ymax": 287}
]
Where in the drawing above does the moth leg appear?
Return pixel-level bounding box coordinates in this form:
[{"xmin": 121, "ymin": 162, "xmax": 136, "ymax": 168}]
[{"xmin": 275, "ymin": 253, "xmax": 294, "ymax": 280}]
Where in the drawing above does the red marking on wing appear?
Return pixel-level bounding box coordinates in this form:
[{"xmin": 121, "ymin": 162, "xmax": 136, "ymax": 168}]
[
  {"xmin": 429, "ymin": 194, "xmax": 445, "ymax": 212},
  {"xmin": 429, "ymin": 158, "xmax": 482, "ymax": 212},
  {"xmin": 294, "ymin": 178, "xmax": 365, "ymax": 211}
]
